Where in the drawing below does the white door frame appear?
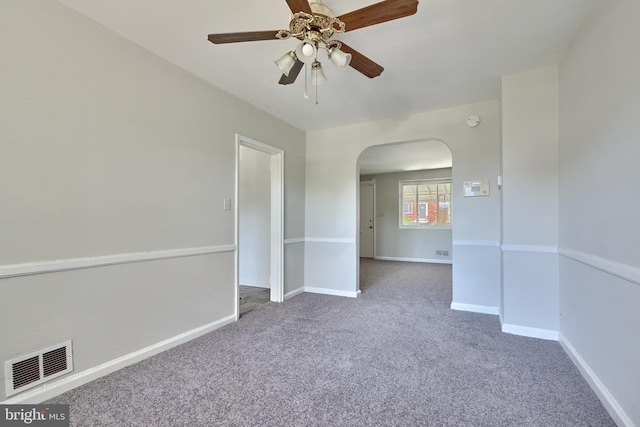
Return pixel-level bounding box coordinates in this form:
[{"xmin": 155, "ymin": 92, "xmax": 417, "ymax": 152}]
[{"xmin": 235, "ymin": 134, "xmax": 284, "ymax": 319}]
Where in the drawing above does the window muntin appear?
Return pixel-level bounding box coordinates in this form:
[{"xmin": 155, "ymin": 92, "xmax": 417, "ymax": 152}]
[{"xmin": 400, "ymin": 179, "xmax": 451, "ymax": 227}]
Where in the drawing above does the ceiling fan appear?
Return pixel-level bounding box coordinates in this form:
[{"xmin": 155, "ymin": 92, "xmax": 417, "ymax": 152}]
[{"xmin": 207, "ymin": 0, "xmax": 419, "ymax": 86}]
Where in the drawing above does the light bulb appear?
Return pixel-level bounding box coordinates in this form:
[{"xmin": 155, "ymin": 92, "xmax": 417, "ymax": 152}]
[
  {"xmin": 302, "ymin": 43, "xmax": 314, "ymax": 57},
  {"xmin": 295, "ymin": 39, "xmax": 317, "ymax": 64}
]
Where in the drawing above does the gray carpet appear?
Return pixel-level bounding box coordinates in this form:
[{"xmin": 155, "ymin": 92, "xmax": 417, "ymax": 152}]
[{"xmin": 48, "ymin": 259, "xmax": 614, "ymax": 426}]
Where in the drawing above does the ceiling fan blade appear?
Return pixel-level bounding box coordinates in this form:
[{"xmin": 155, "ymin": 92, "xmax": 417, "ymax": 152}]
[
  {"xmin": 207, "ymin": 30, "xmax": 281, "ymax": 44},
  {"xmin": 339, "ymin": 43, "xmax": 384, "ymax": 78},
  {"xmin": 279, "ymin": 60, "xmax": 304, "ymax": 85},
  {"xmin": 285, "ymin": 0, "xmax": 313, "ymax": 14},
  {"xmin": 338, "ymin": 0, "xmax": 419, "ymax": 32}
]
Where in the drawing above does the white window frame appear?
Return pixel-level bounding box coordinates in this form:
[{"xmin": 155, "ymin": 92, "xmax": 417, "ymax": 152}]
[{"xmin": 399, "ymin": 178, "xmax": 452, "ymax": 229}]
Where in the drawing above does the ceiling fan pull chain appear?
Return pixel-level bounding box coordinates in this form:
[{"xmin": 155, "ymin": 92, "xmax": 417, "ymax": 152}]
[
  {"xmin": 315, "ymin": 80, "xmax": 319, "ymax": 105},
  {"xmin": 304, "ymin": 62, "xmax": 309, "ymax": 100}
]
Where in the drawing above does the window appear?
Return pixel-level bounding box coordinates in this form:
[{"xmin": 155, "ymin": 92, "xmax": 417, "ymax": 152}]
[{"xmin": 400, "ymin": 179, "xmax": 451, "ymax": 227}]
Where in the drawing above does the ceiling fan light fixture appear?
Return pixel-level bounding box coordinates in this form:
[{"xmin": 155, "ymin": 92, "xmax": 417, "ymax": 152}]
[
  {"xmin": 209, "ymin": 0, "xmax": 419, "ymax": 89},
  {"xmin": 275, "ymin": 51, "xmax": 297, "ymax": 76},
  {"xmin": 295, "ymin": 39, "xmax": 317, "ymax": 65},
  {"xmin": 311, "ymin": 61, "xmax": 327, "ymax": 86},
  {"xmin": 329, "ymin": 47, "xmax": 352, "ymax": 72}
]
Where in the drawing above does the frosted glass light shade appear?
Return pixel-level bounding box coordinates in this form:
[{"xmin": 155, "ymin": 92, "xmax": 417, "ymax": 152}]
[
  {"xmin": 329, "ymin": 48, "xmax": 352, "ymax": 72},
  {"xmin": 275, "ymin": 51, "xmax": 297, "ymax": 76},
  {"xmin": 311, "ymin": 62, "xmax": 327, "ymax": 86},
  {"xmin": 295, "ymin": 39, "xmax": 317, "ymax": 64}
]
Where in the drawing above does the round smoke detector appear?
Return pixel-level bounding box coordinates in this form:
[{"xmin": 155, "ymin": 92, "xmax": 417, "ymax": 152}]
[{"xmin": 466, "ymin": 115, "xmax": 480, "ymax": 127}]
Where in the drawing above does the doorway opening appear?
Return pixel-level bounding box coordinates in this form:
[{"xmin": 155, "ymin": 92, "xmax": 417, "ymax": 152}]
[
  {"xmin": 236, "ymin": 134, "xmax": 284, "ymax": 319},
  {"xmin": 356, "ymin": 139, "xmax": 453, "ymax": 294},
  {"xmin": 360, "ymin": 179, "xmax": 376, "ymax": 259}
]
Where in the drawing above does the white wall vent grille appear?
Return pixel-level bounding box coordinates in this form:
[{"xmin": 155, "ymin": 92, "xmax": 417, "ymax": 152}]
[{"xmin": 4, "ymin": 341, "xmax": 73, "ymax": 397}]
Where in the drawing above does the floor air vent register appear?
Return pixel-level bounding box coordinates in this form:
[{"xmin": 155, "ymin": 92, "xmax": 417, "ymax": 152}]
[{"xmin": 4, "ymin": 341, "xmax": 73, "ymax": 397}]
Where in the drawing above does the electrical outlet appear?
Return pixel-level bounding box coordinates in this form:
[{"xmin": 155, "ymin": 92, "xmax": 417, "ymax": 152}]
[
  {"xmin": 436, "ymin": 250, "xmax": 443, "ymax": 256},
  {"xmin": 443, "ymin": 250, "xmax": 449, "ymax": 256}
]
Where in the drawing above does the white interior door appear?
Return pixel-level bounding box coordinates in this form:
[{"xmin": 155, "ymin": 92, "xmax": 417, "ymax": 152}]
[{"xmin": 360, "ymin": 181, "xmax": 375, "ymax": 258}]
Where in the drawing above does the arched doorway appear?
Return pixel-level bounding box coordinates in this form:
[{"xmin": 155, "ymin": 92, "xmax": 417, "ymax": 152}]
[{"xmin": 356, "ymin": 140, "xmax": 453, "ymax": 293}]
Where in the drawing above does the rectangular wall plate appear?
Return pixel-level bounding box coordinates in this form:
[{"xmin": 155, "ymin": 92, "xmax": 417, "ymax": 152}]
[{"xmin": 463, "ymin": 180, "xmax": 490, "ymax": 197}]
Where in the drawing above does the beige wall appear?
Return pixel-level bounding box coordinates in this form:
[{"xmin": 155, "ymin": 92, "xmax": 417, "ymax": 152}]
[
  {"xmin": 305, "ymin": 100, "xmax": 502, "ymax": 307},
  {"xmin": 500, "ymin": 66, "xmax": 560, "ymax": 337},
  {"xmin": 0, "ymin": 1, "xmax": 305, "ymax": 401},
  {"xmin": 558, "ymin": 0, "xmax": 640, "ymax": 424}
]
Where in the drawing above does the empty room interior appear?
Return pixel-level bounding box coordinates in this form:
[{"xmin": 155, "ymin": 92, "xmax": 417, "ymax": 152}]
[{"xmin": 1, "ymin": 0, "xmax": 638, "ymax": 425}]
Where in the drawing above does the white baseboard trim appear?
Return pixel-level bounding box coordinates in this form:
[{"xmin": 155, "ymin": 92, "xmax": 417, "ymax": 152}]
[
  {"xmin": 501, "ymin": 323, "xmax": 559, "ymax": 341},
  {"xmin": 450, "ymin": 302, "xmax": 499, "ymax": 315},
  {"xmin": 304, "ymin": 286, "xmax": 360, "ymax": 298},
  {"xmin": 374, "ymin": 256, "xmax": 452, "ymax": 265},
  {"xmin": 0, "ymin": 245, "xmax": 236, "ymax": 279},
  {"xmin": 559, "ymin": 333, "xmax": 634, "ymax": 427},
  {"xmin": 452, "ymin": 239, "xmax": 500, "ymax": 247},
  {"xmin": 1, "ymin": 315, "xmax": 236, "ymax": 404},
  {"xmin": 284, "ymin": 287, "xmax": 304, "ymax": 300}
]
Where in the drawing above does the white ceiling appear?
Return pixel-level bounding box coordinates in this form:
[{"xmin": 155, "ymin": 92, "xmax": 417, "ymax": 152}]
[
  {"xmin": 359, "ymin": 140, "xmax": 451, "ymax": 174},
  {"xmin": 58, "ymin": 0, "xmax": 593, "ymax": 133}
]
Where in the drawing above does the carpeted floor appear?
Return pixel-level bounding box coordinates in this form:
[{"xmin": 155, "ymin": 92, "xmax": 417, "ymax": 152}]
[{"xmin": 48, "ymin": 259, "xmax": 614, "ymax": 426}]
